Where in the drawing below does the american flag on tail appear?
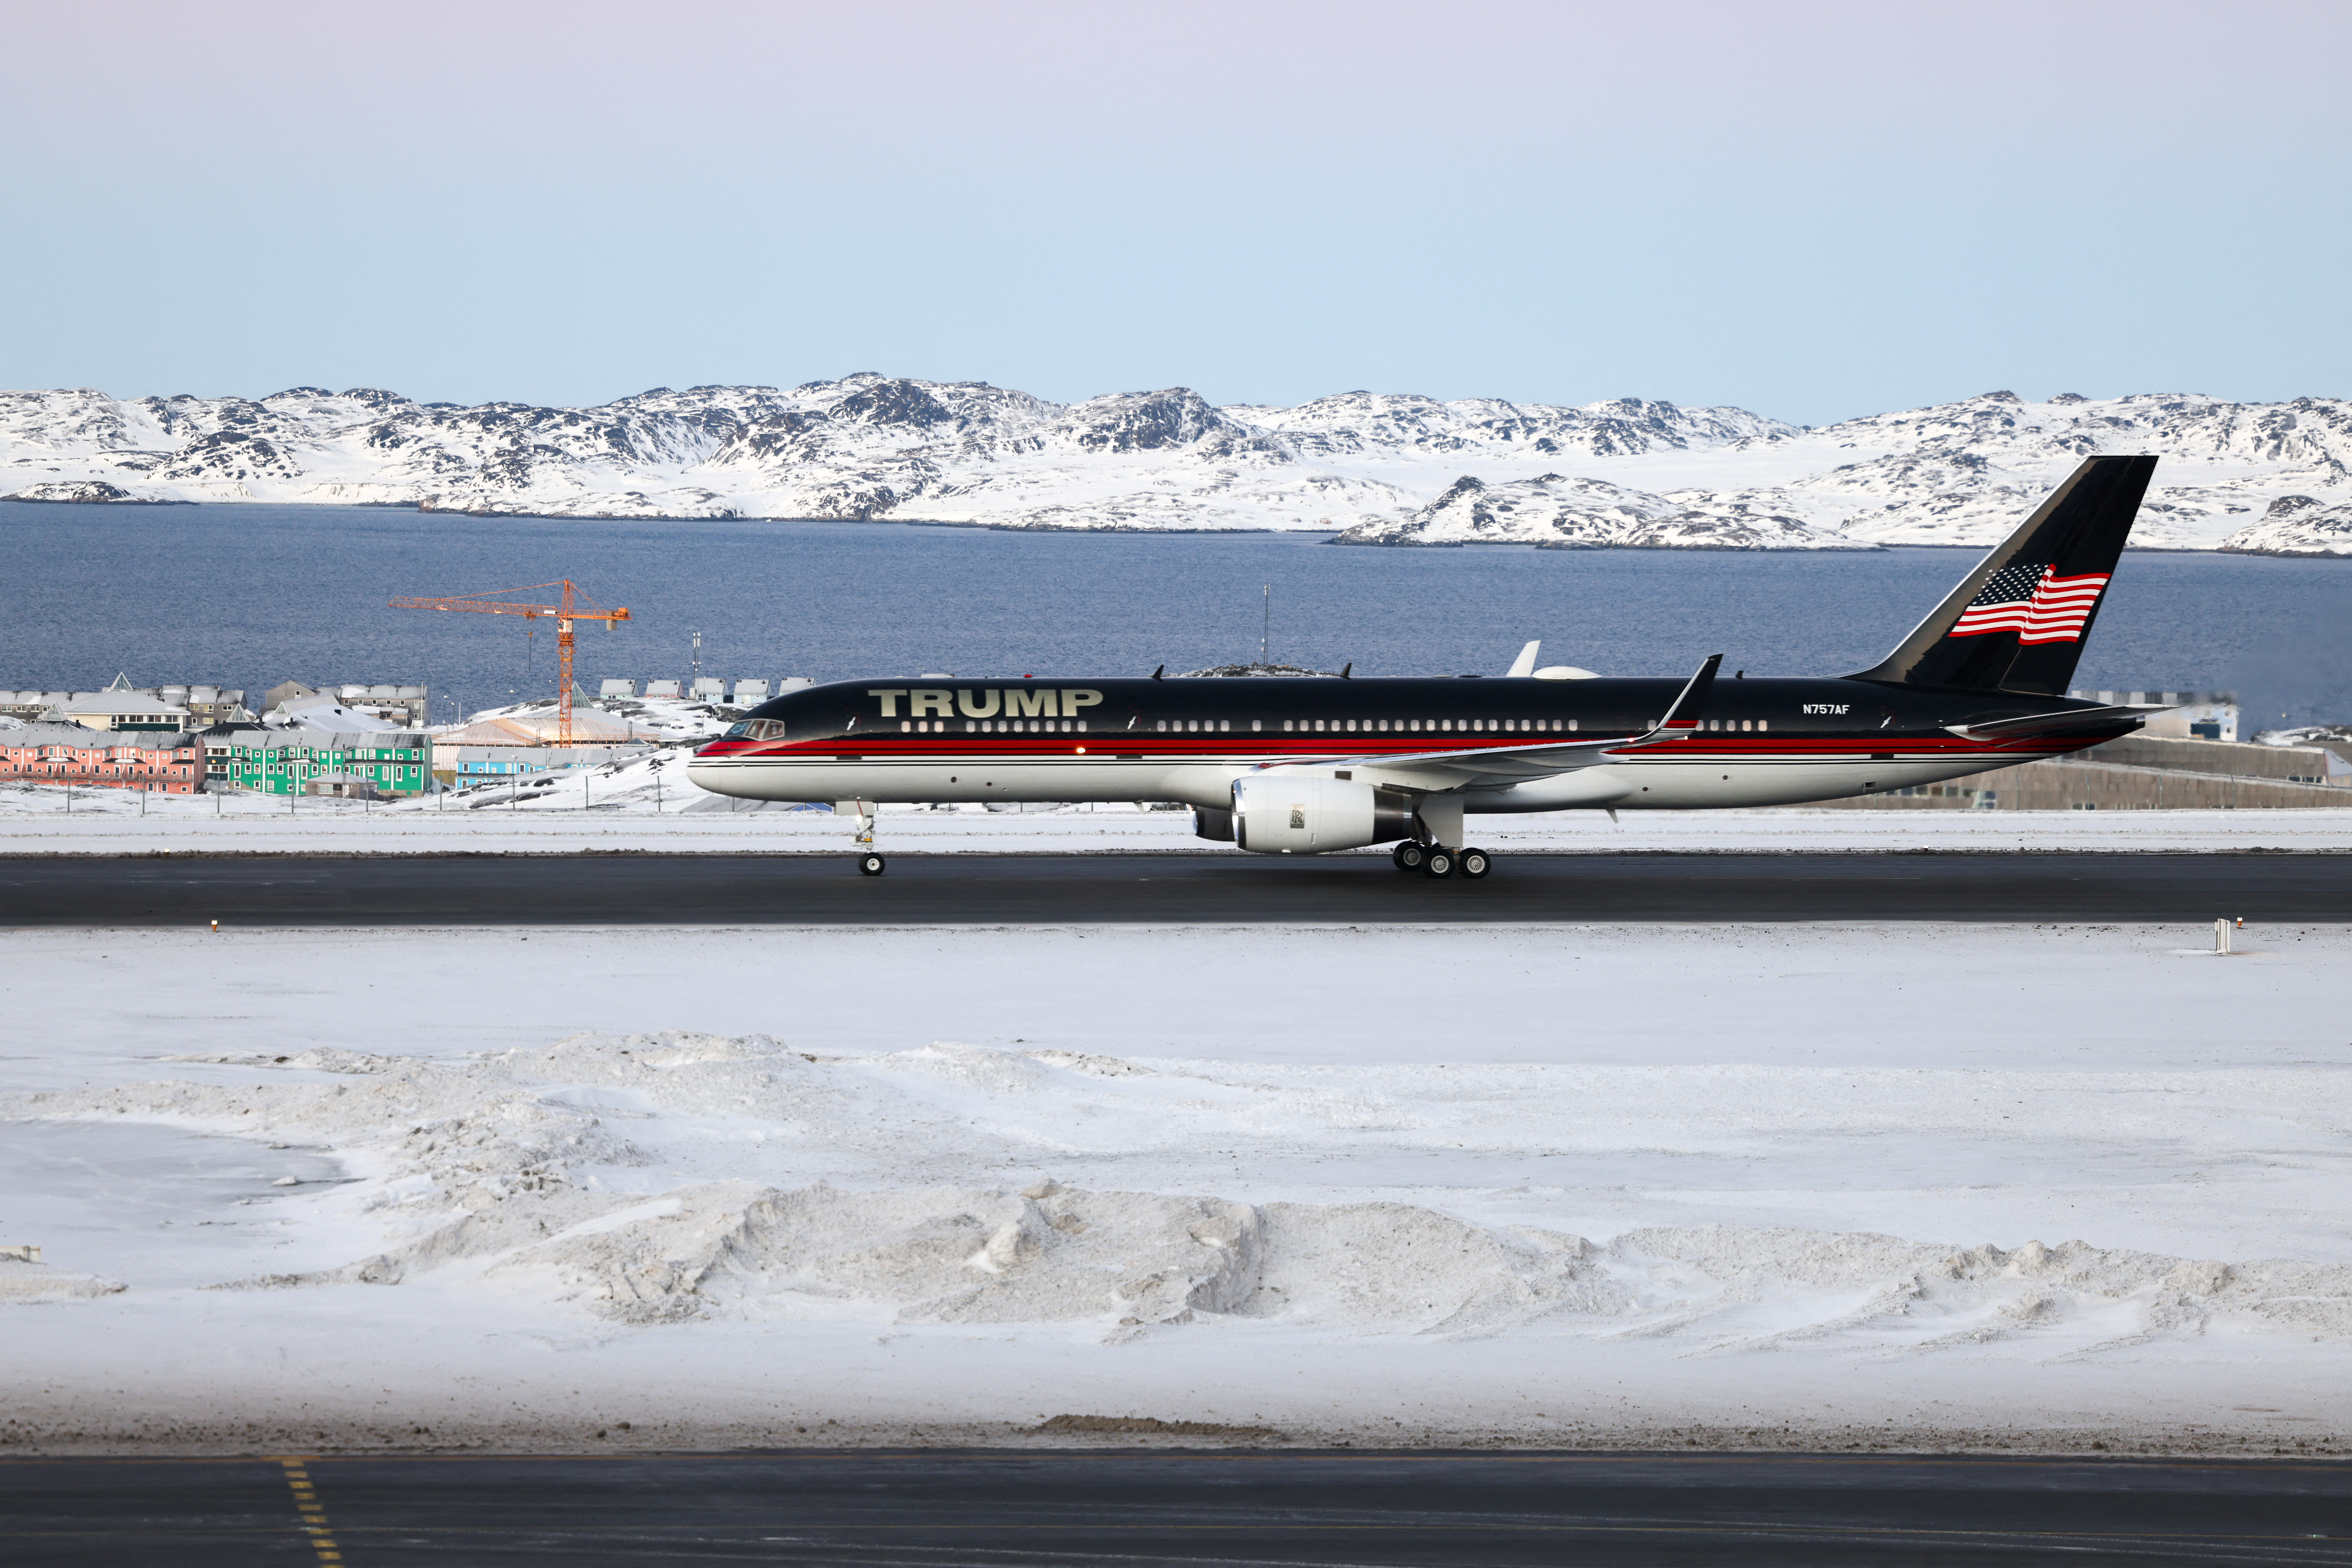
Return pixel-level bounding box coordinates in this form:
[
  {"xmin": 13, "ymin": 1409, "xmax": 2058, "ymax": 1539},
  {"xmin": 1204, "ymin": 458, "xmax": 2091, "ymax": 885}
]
[{"xmin": 1948, "ymin": 563, "xmax": 2110, "ymax": 644}]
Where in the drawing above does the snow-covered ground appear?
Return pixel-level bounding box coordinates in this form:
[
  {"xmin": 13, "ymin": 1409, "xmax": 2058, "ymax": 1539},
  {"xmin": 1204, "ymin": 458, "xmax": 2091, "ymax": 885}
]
[
  {"xmin": 3, "ymin": 921, "xmax": 2349, "ymax": 1455},
  {"xmin": 5, "ymin": 777, "xmax": 2352, "ymax": 856}
]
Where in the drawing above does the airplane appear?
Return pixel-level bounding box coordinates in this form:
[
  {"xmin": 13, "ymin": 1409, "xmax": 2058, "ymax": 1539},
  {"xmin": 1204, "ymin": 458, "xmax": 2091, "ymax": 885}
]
[{"xmin": 689, "ymin": 454, "xmax": 2162, "ymax": 878}]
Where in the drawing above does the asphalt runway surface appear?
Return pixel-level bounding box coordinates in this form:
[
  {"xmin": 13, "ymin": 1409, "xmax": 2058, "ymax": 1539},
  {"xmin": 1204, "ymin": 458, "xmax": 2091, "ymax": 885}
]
[
  {"xmin": 6, "ymin": 1450, "xmax": 2350, "ymax": 1566},
  {"xmin": 1, "ymin": 850, "xmax": 2347, "ymax": 926}
]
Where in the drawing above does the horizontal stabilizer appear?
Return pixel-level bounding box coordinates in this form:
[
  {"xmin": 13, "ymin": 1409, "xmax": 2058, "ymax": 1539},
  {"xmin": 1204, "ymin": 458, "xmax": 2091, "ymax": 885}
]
[{"xmin": 1947, "ymin": 703, "xmax": 2164, "ymax": 740}]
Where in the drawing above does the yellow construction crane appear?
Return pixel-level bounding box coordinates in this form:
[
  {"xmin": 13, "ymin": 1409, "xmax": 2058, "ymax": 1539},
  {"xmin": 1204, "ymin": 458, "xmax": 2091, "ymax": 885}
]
[{"xmin": 390, "ymin": 580, "xmax": 630, "ymax": 747}]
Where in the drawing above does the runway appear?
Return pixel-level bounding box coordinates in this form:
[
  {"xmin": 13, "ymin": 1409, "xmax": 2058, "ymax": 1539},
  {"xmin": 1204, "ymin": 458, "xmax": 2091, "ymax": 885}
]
[
  {"xmin": 1, "ymin": 850, "xmax": 2347, "ymax": 926},
  {"xmin": 6, "ymin": 1450, "xmax": 2348, "ymax": 1566}
]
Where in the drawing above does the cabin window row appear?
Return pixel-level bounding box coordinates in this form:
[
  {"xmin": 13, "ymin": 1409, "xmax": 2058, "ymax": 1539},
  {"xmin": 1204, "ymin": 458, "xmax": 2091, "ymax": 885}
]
[
  {"xmin": 907, "ymin": 719, "xmax": 1088, "ymax": 733},
  {"xmin": 1277, "ymin": 718, "xmax": 1588, "ymax": 733}
]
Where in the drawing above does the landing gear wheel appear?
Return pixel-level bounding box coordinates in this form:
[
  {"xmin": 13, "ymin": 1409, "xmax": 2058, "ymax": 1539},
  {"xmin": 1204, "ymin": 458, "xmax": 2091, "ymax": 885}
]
[
  {"xmin": 1422, "ymin": 847, "xmax": 1456, "ymax": 879},
  {"xmin": 857, "ymin": 853, "xmax": 887, "ymax": 876},
  {"xmin": 1393, "ymin": 840, "xmax": 1428, "ymax": 872},
  {"xmin": 1459, "ymin": 847, "xmax": 1493, "ymax": 880}
]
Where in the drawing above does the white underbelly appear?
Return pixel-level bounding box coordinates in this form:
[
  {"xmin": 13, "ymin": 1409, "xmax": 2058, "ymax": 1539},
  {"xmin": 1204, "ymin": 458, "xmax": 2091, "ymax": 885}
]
[{"xmin": 1592, "ymin": 758, "xmax": 2015, "ymax": 810}]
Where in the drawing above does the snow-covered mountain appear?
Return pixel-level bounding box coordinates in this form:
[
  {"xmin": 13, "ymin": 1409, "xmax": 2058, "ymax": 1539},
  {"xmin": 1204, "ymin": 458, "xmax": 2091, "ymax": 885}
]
[
  {"xmin": 1336, "ymin": 474, "xmax": 1869, "ymax": 550},
  {"xmin": 2211, "ymin": 493, "xmax": 2352, "ymax": 557},
  {"xmin": 3, "ymin": 378, "xmax": 2347, "ymax": 552}
]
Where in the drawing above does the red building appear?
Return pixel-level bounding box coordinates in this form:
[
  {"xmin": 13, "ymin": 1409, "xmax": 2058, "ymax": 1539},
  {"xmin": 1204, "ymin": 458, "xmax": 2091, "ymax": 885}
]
[{"xmin": 0, "ymin": 723, "xmax": 204, "ymax": 793}]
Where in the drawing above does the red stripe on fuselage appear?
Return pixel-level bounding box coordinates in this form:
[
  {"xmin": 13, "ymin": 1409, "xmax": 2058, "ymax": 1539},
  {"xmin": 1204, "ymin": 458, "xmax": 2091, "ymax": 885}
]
[{"xmin": 694, "ymin": 736, "xmax": 2097, "ymax": 764}]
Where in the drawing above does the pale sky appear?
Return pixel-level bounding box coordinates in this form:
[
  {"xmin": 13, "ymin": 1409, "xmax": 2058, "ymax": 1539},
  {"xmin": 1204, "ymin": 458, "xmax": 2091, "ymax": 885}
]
[{"xmin": 3, "ymin": 0, "xmax": 2345, "ymax": 425}]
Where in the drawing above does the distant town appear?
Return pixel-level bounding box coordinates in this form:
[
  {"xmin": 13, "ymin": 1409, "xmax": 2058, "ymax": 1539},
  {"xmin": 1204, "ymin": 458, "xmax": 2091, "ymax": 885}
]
[{"xmin": 0, "ymin": 674, "xmax": 805, "ymax": 804}]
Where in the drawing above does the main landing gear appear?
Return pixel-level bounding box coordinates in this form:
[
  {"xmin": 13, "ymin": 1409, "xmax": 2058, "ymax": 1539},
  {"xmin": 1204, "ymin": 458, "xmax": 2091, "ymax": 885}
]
[{"xmin": 1392, "ymin": 841, "xmax": 1493, "ymax": 880}]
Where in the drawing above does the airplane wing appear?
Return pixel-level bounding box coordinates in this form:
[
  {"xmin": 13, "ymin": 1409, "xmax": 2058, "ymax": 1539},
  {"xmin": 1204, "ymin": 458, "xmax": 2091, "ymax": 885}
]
[{"xmin": 1265, "ymin": 654, "xmax": 1722, "ymax": 790}]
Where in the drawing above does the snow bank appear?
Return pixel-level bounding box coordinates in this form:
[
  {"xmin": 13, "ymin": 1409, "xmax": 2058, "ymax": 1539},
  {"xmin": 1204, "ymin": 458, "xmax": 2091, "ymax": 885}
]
[
  {"xmin": 15, "ymin": 1031, "xmax": 2352, "ymax": 1357},
  {"xmin": 0, "ymin": 1257, "xmax": 122, "ymax": 1303},
  {"xmin": 6, "ymin": 923, "xmax": 2350, "ymax": 1454}
]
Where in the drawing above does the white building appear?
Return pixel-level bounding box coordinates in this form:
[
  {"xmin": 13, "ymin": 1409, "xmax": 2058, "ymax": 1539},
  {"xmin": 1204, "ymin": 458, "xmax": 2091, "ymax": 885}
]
[{"xmin": 60, "ymin": 689, "xmax": 193, "ymax": 732}]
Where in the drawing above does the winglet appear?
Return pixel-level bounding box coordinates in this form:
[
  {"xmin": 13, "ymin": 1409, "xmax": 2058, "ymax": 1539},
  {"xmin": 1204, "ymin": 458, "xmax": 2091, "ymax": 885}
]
[
  {"xmin": 1657, "ymin": 654, "xmax": 1722, "ymax": 731},
  {"xmin": 1505, "ymin": 640, "xmax": 1540, "ymax": 678}
]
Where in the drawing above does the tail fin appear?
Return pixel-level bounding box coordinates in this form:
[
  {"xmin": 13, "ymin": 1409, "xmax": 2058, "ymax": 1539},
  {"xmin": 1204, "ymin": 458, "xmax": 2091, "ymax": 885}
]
[{"xmin": 1847, "ymin": 455, "xmax": 2157, "ymax": 695}]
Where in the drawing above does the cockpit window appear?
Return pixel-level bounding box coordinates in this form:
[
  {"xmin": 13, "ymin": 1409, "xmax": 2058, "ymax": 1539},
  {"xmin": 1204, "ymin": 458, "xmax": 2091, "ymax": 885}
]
[
  {"xmin": 724, "ymin": 722, "xmax": 752, "ymax": 738},
  {"xmin": 727, "ymin": 719, "xmax": 786, "ymax": 741}
]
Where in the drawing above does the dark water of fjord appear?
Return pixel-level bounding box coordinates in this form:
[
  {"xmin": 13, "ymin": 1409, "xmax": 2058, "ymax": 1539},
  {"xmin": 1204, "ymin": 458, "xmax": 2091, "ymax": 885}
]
[{"xmin": 1, "ymin": 501, "xmax": 2344, "ymax": 726}]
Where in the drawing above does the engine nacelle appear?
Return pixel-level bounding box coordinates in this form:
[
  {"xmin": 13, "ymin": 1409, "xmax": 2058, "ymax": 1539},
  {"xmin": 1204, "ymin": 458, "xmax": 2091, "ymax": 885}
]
[{"xmin": 1232, "ymin": 775, "xmax": 1417, "ymax": 854}]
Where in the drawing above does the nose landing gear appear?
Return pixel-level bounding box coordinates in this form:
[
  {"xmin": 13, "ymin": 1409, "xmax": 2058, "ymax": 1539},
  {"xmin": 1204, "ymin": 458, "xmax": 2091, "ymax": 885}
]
[{"xmin": 840, "ymin": 798, "xmax": 885, "ymax": 875}]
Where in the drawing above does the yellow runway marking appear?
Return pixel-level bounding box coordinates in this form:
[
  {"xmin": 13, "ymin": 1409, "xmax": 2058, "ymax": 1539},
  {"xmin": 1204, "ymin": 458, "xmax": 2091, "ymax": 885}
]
[{"xmin": 271, "ymin": 1456, "xmax": 344, "ymax": 1565}]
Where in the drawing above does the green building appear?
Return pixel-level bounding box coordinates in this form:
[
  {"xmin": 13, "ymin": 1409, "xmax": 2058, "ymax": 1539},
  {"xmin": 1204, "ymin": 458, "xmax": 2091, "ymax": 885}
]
[{"xmin": 201, "ymin": 725, "xmax": 432, "ymax": 798}]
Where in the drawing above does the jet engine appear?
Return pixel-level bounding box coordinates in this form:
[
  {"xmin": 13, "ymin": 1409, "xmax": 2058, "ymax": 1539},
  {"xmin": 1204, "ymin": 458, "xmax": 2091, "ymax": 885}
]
[{"xmin": 1231, "ymin": 775, "xmax": 1418, "ymax": 854}]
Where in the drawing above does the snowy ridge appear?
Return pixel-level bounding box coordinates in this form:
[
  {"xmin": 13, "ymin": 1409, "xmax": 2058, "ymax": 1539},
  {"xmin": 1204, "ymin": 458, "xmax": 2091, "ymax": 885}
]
[
  {"xmin": 6, "ymin": 920, "xmax": 2351, "ymax": 1453},
  {"xmin": 2215, "ymin": 493, "xmax": 2352, "ymax": 557},
  {"xmin": 4, "ymin": 380, "xmax": 2350, "ymax": 550},
  {"xmin": 18, "ymin": 1032, "xmax": 2351, "ymax": 1351},
  {"xmin": 1337, "ymin": 474, "xmax": 1868, "ymax": 549}
]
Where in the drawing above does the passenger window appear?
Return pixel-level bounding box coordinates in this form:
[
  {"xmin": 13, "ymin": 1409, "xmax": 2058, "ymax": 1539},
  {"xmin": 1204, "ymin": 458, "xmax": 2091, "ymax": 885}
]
[
  {"xmin": 1251, "ymin": 719, "xmax": 1262, "ymax": 731},
  {"xmin": 1282, "ymin": 719, "xmax": 1294, "ymax": 731},
  {"xmin": 1156, "ymin": 720, "xmax": 1166, "ymax": 731},
  {"xmin": 1758, "ymin": 720, "xmax": 1769, "ymax": 731},
  {"xmin": 1569, "ymin": 719, "xmax": 1579, "ymax": 731},
  {"xmin": 1077, "ymin": 720, "xmax": 1088, "ymax": 731},
  {"xmin": 900, "ymin": 720, "xmax": 911, "ymax": 732},
  {"xmin": 1220, "ymin": 720, "xmax": 1231, "ymax": 732}
]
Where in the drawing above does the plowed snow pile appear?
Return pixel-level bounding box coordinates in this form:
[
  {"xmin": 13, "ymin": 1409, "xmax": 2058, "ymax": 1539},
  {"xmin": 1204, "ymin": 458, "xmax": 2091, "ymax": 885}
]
[
  {"xmin": 14, "ymin": 1033, "xmax": 2349, "ymax": 1358},
  {"xmin": 7, "ymin": 921, "xmax": 2350, "ymax": 1454}
]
